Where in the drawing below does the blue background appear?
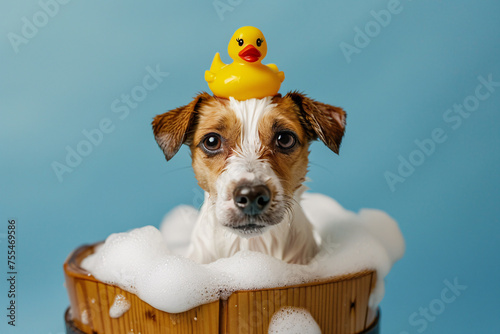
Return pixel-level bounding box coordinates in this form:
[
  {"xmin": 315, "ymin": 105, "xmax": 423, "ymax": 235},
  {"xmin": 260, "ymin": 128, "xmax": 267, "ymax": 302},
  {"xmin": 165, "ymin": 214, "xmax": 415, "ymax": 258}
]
[{"xmin": 1, "ymin": 0, "xmax": 499, "ymax": 333}]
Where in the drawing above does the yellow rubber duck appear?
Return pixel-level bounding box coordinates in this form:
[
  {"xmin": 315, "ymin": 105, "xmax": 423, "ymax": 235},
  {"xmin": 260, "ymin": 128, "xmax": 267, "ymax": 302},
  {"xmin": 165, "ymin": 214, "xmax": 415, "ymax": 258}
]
[{"xmin": 205, "ymin": 26, "xmax": 285, "ymax": 100}]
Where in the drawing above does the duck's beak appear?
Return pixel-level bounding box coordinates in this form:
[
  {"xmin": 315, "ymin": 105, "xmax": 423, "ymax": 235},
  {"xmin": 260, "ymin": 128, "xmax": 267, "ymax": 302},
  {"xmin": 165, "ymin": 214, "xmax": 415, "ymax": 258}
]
[{"xmin": 238, "ymin": 44, "xmax": 261, "ymax": 62}]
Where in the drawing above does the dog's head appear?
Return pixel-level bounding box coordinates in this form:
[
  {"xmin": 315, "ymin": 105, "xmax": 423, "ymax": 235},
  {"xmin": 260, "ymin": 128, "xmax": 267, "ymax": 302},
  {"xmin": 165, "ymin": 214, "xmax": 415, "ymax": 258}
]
[{"xmin": 152, "ymin": 92, "xmax": 346, "ymax": 237}]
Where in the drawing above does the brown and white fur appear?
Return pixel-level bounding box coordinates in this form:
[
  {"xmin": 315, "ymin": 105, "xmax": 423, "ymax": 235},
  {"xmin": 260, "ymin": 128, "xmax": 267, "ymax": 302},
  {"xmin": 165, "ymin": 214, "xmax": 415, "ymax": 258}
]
[{"xmin": 152, "ymin": 92, "xmax": 346, "ymax": 264}]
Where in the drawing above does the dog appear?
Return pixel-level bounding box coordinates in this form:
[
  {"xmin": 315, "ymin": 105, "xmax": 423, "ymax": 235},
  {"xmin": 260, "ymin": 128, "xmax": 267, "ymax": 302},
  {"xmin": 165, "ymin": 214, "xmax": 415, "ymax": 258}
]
[{"xmin": 152, "ymin": 92, "xmax": 346, "ymax": 264}]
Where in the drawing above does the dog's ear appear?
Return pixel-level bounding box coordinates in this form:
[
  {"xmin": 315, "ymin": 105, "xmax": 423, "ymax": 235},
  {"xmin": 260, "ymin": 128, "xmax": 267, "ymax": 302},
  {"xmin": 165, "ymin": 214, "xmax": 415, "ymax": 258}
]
[
  {"xmin": 285, "ymin": 91, "xmax": 346, "ymax": 154},
  {"xmin": 152, "ymin": 92, "xmax": 213, "ymax": 161}
]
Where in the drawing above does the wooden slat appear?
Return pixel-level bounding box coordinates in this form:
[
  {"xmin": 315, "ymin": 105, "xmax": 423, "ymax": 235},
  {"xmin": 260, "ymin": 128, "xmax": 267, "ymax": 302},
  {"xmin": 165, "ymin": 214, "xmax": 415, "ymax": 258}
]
[{"xmin": 365, "ymin": 271, "xmax": 378, "ymax": 328}]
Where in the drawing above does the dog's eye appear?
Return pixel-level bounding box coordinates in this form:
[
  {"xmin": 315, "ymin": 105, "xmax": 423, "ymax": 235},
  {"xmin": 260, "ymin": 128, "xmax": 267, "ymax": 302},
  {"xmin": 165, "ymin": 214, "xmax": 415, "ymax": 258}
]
[
  {"xmin": 275, "ymin": 131, "xmax": 297, "ymax": 150},
  {"xmin": 202, "ymin": 134, "xmax": 222, "ymax": 152}
]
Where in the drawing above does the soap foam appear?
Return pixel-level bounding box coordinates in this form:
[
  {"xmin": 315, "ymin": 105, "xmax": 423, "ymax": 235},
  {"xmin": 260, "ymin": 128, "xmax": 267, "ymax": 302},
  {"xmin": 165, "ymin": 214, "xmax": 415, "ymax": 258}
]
[
  {"xmin": 81, "ymin": 192, "xmax": 404, "ymax": 314},
  {"xmin": 109, "ymin": 294, "xmax": 131, "ymax": 318},
  {"xmin": 268, "ymin": 307, "xmax": 321, "ymax": 334},
  {"xmin": 81, "ymin": 309, "xmax": 89, "ymax": 325}
]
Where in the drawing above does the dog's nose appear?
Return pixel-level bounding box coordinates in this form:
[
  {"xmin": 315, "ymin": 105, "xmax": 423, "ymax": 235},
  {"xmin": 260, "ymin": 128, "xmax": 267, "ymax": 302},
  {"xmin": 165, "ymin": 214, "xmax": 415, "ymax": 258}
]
[{"xmin": 233, "ymin": 185, "xmax": 271, "ymax": 215}]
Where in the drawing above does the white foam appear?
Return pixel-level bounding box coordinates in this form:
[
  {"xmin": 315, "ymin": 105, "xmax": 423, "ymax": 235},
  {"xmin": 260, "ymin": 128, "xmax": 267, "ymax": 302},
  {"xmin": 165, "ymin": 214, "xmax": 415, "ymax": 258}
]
[
  {"xmin": 81, "ymin": 192, "xmax": 404, "ymax": 314},
  {"xmin": 109, "ymin": 294, "xmax": 131, "ymax": 318},
  {"xmin": 81, "ymin": 309, "xmax": 89, "ymax": 325},
  {"xmin": 268, "ymin": 307, "xmax": 321, "ymax": 334},
  {"xmin": 81, "ymin": 225, "xmax": 170, "ymax": 293}
]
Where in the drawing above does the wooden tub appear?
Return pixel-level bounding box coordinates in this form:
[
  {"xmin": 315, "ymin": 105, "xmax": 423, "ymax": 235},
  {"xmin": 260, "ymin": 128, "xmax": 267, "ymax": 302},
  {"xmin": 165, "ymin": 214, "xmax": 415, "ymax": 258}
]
[{"xmin": 64, "ymin": 243, "xmax": 380, "ymax": 334}]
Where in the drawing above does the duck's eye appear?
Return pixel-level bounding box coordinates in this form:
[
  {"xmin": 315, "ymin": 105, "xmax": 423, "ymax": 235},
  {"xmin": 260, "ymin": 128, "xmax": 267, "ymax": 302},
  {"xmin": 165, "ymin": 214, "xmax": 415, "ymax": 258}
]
[
  {"xmin": 256, "ymin": 38, "xmax": 263, "ymax": 47},
  {"xmin": 202, "ymin": 133, "xmax": 222, "ymax": 153},
  {"xmin": 236, "ymin": 38, "xmax": 244, "ymax": 47},
  {"xmin": 275, "ymin": 131, "xmax": 297, "ymax": 150}
]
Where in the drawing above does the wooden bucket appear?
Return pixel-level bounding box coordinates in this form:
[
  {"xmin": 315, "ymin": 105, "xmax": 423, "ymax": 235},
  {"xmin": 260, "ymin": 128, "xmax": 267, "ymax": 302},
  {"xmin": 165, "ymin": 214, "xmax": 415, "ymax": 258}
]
[{"xmin": 64, "ymin": 243, "xmax": 380, "ymax": 334}]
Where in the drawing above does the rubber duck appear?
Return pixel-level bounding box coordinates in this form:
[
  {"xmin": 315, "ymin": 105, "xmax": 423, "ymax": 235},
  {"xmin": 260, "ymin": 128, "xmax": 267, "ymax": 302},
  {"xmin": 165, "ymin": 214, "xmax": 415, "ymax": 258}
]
[{"xmin": 205, "ymin": 26, "xmax": 285, "ymax": 100}]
